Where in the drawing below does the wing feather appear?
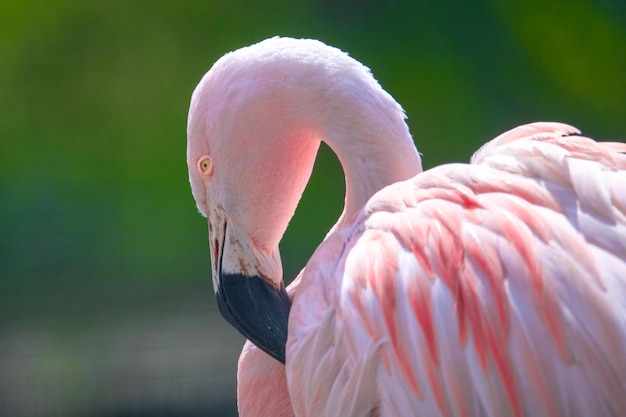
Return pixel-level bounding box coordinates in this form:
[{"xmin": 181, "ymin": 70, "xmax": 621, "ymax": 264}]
[{"xmin": 286, "ymin": 123, "xmax": 626, "ymax": 416}]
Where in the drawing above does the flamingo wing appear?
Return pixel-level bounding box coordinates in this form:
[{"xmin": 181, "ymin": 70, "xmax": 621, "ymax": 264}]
[{"xmin": 287, "ymin": 122, "xmax": 626, "ymax": 417}]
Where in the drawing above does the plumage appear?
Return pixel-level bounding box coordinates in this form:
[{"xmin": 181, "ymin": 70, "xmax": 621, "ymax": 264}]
[
  {"xmin": 288, "ymin": 124, "xmax": 626, "ymax": 417},
  {"xmin": 186, "ymin": 37, "xmax": 626, "ymax": 417}
]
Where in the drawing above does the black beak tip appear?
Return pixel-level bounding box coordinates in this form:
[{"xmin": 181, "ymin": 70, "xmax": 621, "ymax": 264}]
[{"xmin": 216, "ymin": 273, "xmax": 290, "ymax": 364}]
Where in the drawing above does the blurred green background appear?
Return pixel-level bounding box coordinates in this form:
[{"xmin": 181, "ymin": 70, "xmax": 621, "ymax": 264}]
[{"xmin": 1, "ymin": 0, "xmax": 625, "ymax": 416}]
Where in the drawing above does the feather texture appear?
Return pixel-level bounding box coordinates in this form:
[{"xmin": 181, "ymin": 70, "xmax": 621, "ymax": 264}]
[{"xmin": 287, "ymin": 123, "xmax": 626, "ymax": 417}]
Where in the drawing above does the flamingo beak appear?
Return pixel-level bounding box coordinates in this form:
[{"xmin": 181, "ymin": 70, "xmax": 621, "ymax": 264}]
[{"xmin": 209, "ymin": 219, "xmax": 290, "ymax": 364}]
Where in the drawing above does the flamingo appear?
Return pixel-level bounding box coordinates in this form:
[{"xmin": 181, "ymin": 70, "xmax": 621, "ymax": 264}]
[{"xmin": 186, "ymin": 37, "xmax": 626, "ymax": 417}]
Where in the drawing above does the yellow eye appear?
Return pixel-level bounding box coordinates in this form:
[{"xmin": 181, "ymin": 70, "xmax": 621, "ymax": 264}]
[{"xmin": 198, "ymin": 156, "xmax": 213, "ymax": 175}]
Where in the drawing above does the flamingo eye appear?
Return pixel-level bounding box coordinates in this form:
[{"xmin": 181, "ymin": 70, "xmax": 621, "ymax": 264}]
[{"xmin": 198, "ymin": 156, "xmax": 214, "ymax": 176}]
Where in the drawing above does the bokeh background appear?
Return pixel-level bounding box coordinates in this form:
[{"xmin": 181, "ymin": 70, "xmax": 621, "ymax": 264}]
[{"xmin": 1, "ymin": 1, "xmax": 625, "ymax": 416}]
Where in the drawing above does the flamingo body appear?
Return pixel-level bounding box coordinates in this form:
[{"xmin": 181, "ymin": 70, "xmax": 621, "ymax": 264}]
[
  {"xmin": 186, "ymin": 37, "xmax": 626, "ymax": 417},
  {"xmin": 287, "ymin": 123, "xmax": 626, "ymax": 417}
]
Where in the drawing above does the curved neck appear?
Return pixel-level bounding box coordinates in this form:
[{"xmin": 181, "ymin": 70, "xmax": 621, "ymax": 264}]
[
  {"xmin": 319, "ymin": 86, "xmax": 422, "ymax": 230},
  {"xmin": 196, "ymin": 37, "xmax": 423, "ymax": 250}
]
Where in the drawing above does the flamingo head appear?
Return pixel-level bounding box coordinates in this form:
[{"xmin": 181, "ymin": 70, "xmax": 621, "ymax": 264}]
[
  {"xmin": 186, "ymin": 38, "xmax": 325, "ymax": 364},
  {"xmin": 187, "ymin": 37, "xmax": 420, "ymax": 364}
]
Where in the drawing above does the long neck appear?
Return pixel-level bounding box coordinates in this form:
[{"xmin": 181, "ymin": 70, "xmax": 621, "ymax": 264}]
[
  {"xmin": 320, "ymin": 85, "xmax": 423, "ymax": 231},
  {"xmin": 204, "ymin": 39, "xmax": 423, "ymax": 250}
]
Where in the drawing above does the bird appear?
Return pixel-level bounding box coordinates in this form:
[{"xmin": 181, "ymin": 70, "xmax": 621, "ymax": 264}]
[{"xmin": 186, "ymin": 37, "xmax": 626, "ymax": 417}]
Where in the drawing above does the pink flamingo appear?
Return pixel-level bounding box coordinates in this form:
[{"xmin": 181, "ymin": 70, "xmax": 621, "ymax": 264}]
[{"xmin": 187, "ymin": 37, "xmax": 626, "ymax": 417}]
